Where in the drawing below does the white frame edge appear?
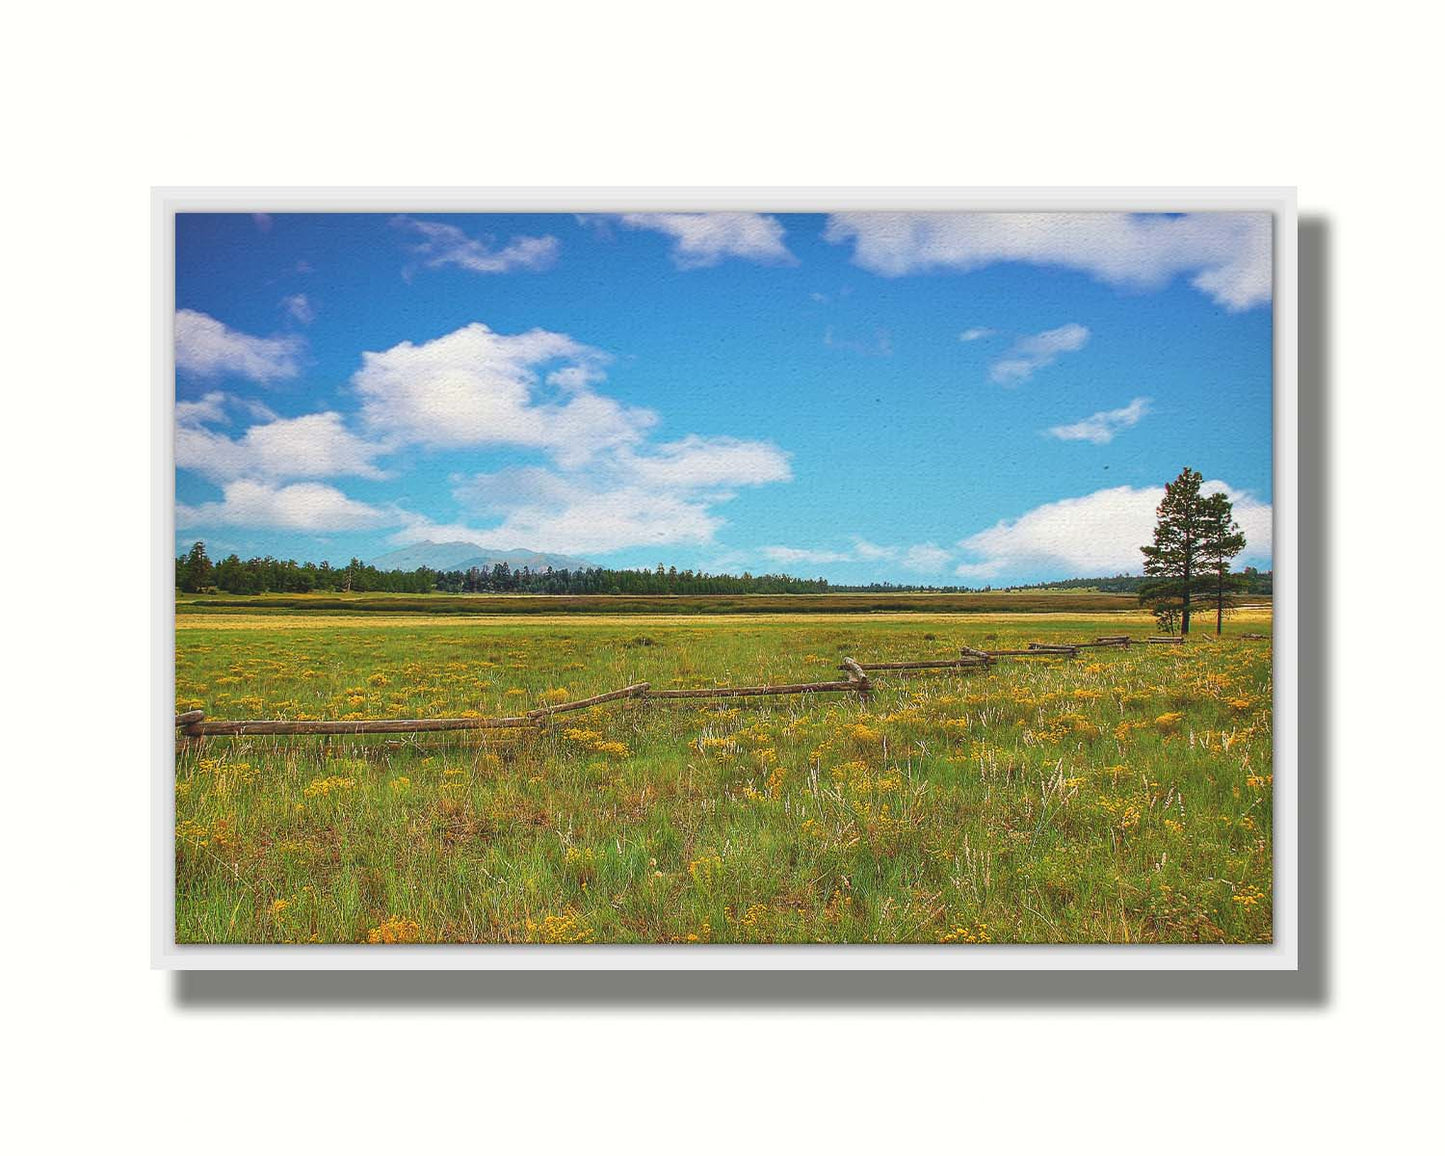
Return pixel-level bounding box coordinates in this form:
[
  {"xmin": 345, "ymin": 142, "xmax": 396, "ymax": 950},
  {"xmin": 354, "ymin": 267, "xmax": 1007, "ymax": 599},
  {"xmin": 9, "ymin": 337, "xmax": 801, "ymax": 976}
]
[{"xmin": 152, "ymin": 186, "xmax": 1298, "ymax": 971}]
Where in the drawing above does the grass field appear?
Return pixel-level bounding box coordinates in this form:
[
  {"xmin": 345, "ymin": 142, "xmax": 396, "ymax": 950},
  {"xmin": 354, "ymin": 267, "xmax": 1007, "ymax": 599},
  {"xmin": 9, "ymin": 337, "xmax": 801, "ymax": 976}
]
[{"xmin": 174, "ymin": 607, "xmax": 1273, "ymax": 945}]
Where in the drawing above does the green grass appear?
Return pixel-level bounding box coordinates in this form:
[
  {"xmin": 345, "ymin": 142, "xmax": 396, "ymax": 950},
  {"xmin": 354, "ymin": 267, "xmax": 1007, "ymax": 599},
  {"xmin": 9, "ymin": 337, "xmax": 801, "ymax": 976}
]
[{"xmin": 174, "ymin": 610, "xmax": 1273, "ymax": 945}]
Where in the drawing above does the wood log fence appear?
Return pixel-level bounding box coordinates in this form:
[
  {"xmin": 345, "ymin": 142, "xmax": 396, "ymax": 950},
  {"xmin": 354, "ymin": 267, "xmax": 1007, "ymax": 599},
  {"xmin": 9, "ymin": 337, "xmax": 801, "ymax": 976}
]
[{"xmin": 174, "ymin": 634, "xmax": 1195, "ymax": 740}]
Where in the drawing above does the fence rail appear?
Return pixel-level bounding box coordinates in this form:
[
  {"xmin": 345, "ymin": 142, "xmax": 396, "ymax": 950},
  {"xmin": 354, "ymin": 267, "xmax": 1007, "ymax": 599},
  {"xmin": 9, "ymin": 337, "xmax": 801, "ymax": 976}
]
[{"xmin": 174, "ymin": 635, "xmax": 1212, "ymax": 740}]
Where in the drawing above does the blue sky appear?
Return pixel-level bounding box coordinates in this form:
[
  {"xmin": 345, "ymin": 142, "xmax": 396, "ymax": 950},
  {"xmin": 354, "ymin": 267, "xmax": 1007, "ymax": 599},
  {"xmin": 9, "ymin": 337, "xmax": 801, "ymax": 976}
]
[{"xmin": 174, "ymin": 210, "xmax": 1273, "ymax": 584}]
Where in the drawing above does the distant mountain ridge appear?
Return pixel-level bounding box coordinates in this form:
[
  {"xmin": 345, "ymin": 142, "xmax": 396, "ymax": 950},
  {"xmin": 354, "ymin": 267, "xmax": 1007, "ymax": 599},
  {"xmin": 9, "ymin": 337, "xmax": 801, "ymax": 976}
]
[{"xmin": 369, "ymin": 541, "xmax": 598, "ymax": 573}]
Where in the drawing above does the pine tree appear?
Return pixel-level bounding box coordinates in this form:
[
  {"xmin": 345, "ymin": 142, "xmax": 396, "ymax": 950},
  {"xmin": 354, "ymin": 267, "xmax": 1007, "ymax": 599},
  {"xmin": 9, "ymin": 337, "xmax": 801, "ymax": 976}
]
[
  {"xmin": 1139, "ymin": 467, "xmax": 1208, "ymax": 635},
  {"xmin": 179, "ymin": 541, "xmax": 212, "ymax": 593},
  {"xmin": 1198, "ymin": 490, "xmax": 1248, "ymax": 635}
]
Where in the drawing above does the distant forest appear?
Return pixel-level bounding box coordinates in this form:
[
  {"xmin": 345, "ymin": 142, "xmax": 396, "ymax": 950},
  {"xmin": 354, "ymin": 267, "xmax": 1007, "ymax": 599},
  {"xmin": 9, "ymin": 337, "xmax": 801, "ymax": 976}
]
[
  {"xmin": 1004, "ymin": 569, "xmax": 1273, "ymax": 595},
  {"xmin": 176, "ymin": 543, "xmax": 829, "ymax": 596},
  {"xmin": 174, "ymin": 542, "xmax": 1272, "ymax": 598}
]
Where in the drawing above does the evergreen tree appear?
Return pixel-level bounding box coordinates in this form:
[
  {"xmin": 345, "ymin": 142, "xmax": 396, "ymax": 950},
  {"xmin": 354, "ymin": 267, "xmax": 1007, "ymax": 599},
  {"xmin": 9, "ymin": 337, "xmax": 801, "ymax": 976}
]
[
  {"xmin": 1139, "ymin": 467, "xmax": 1208, "ymax": 635},
  {"xmin": 179, "ymin": 541, "xmax": 212, "ymax": 593},
  {"xmin": 1198, "ymin": 490, "xmax": 1248, "ymax": 635}
]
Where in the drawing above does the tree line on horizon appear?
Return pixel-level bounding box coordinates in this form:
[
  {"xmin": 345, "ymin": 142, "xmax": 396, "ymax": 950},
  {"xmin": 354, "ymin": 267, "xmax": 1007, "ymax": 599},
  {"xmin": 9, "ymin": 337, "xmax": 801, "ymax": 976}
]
[
  {"xmin": 174, "ymin": 548, "xmax": 836, "ymax": 596},
  {"xmin": 174, "ymin": 467, "xmax": 1266, "ymax": 610}
]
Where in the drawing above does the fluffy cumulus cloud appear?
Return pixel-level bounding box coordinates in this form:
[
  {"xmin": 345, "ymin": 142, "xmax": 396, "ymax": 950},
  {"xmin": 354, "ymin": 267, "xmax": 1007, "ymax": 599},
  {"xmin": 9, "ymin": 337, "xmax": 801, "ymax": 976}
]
[
  {"xmin": 393, "ymin": 216, "xmax": 560, "ymax": 274},
  {"xmin": 176, "ymin": 405, "xmax": 389, "ymax": 482},
  {"xmin": 617, "ymin": 212, "xmax": 794, "ymax": 269},
  {"xmin": 990, "ymin": 323, "xmax": 1090, "ymax": 385},
  {"xmin": 175, "ymin": 309, "xmax": 304, "ymax": 383},
  {"xmin": 1045, "ymin": 397, "xmax": 1151, "ymax": 444},
  {"xmin": 824, "ymin": 212, "xmax": 1272, "ymax": 311},
  {"xmin": 421, "ymin": 434, "xmax": 793, "ymax": 556},
  {"xmin": 352, "ymin": 322, "xmax": 651, "ymax": 468},
  {"xmin": 954, "ymin": 481, "xmax": 1272, "ymax": 580},
  {"xmin": 176, "ymin": 480, "xmax": 391, "ymax": 532},
  {"xmin": 175, "ymin": 318, "xmax": 792, "ymax": 554}
]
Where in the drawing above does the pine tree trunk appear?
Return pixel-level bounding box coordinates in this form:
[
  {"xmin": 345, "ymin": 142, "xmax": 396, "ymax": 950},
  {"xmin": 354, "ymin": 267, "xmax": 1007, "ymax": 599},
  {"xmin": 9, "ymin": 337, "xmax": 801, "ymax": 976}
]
[{"xmin": 1181, "ymin": 552, "xmax": 1192, "ymax": 635}]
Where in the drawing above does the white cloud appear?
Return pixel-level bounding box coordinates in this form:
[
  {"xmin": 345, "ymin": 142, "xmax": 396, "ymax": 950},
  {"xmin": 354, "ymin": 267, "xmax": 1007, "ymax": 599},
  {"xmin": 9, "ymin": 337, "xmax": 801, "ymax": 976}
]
[
  {"xmin": 175, "ymin": 391, "xmax": 230, "ymax": 426},
  {"xmin": 395, "ymin": 482, "xmax": 724, "ymax": 557},
  {"xmin": 757, "ymin": 537, "xmax": 953, "ymax": 574},
  {"xmin": 617, "ymin": 435, "xmax": 791, "ymax": 490},
  {"xmin": 902, "ymin": 543, "xmax": 953, "ymax": 572},
  {"xmin": 851, "ymin": 538, "xmax": 894, "ymax": 562},
  {"xmin": 175, "ymin": 309, "xmax": 304, "ymax": 383},
  {"xmin": 394, "ymin": 216, "xmax": 560, "ymax": 274},
  {"xmin": 760, "ymin": 546, "xmax": 853, "ymax": 566},
  {"xmin": 352, "ymin": 322, "xmax": 654, "ymax": 467},
  {"xmin": 1045, "ymin": 396, "xmax": 1151, "ymax": 444},
  {"xmin": 990, "ymin": 323, "xmax": 1090, "ymax": 384},
  {"xmin": 433, "ymin": 433, "xmax": 791, "ymax": 556},
  {"xmin": 617, "ymin": 212, "xmax": 794, "ymax": 269},
  {"xmin": 281, "ymin": 294, "xmax": 315, "ymax": 324},
  {"xmin": 824, "ymin": 212, "xmax": 1272, "ymax": 311},
  {"xmin": 851, "ymin": 538, "xmax": 952, "ymax": 573},
  {"xmin": 176, "ymin": 320, "xmax": 793, "ymax": 551},
  {"xmin": 959, "ymin": 327, "xmax": 995, "ymax": 342},
  {"xmin": 545, "ymin": 363, "xmax": 608, "ymax": 390},
  {"xmin": 176, "ymin": 409, "xmax": 390, "ymax": 482},
  {"xmin": 954, "ymin": 481, "xmax": 1272, "ymax": 581},
  {"xmin": 176, "ymin": 480, "xmax": 392, "ymax": 532}
]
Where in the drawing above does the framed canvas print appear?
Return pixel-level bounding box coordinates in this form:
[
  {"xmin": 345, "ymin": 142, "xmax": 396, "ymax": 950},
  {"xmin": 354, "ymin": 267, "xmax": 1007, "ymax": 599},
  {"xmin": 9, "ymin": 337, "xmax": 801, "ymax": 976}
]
[{"xmin": 152, "ymin": 187, "xmax": 1296, "ymax": 970}]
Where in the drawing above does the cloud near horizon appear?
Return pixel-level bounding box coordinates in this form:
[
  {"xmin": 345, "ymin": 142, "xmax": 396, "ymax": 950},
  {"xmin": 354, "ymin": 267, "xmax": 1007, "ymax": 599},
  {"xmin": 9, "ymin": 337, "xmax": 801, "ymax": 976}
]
[
  {"xmin": 954, "ymin": 481, "xmax": 1272, "ymax": 580},
  {"xmin": 176, "ymin": 480, "xmax": 392, "ymax": 533},
  {"xmin": 401, "ymin": 432, "xmax": 793, "ymax": 556},
  {"xmin": 176, "ymin": 405, "xmax": 390, "ymax": 483},
  {"xmin": 758, "ymin": 537, "xmax": 953, "ymax": 574}
]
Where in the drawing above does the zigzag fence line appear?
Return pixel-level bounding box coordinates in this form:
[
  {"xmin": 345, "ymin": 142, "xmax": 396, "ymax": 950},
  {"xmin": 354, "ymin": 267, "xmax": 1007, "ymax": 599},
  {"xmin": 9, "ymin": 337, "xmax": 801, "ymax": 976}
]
[{"xmin": 173, "ymin": 636, "xmax": 1170, "ymax": 740}]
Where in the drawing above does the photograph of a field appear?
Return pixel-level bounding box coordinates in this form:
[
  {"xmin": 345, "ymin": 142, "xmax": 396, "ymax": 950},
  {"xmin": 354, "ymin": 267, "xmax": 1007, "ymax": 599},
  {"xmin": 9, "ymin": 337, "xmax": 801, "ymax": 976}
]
[
  {"xmin": 169, "ymin": 205, "xmax": 1276, "ymax": 951},
  {"xmin": 175, "ymin": 606, "xmax": 1272, "ymax": 944}
]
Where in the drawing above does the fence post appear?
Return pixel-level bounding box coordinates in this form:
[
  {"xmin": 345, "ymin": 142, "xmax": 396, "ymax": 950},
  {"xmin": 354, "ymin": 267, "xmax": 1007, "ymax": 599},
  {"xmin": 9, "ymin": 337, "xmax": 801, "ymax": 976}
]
[
  {"xmin": 838, "ymin": 658, "xmax": 872, "ymax": 703},
  {"xmin": 175, "ymin": 709, "xmax": 205, "ymax": 737}
]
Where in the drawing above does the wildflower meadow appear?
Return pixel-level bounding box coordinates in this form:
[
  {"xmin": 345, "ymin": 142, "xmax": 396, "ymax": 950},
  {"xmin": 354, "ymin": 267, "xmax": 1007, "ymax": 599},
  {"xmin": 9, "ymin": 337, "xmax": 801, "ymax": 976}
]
[{"xmin": 174, "ymin": 606, "xmax": 1272, "ymax": 945}]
